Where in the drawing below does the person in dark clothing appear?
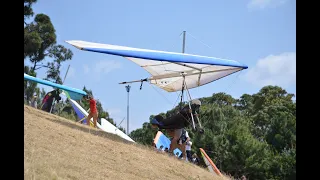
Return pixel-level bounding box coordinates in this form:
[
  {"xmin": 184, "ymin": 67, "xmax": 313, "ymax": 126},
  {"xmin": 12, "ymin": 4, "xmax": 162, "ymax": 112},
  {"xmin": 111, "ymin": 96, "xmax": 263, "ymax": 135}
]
[
  {"xmin": 164, "ymin": 147, "xmax": 169, "ymax": 153},
  {"xmin": 150, "ymin": 99, "xmax": 201, "ymax": 159},
  {"xmin": 41, "ymin": 89, "xmax": 61, "ymax": 113},
  {"xmin": 178, "ymin": 128, "xmax": 190, "ymax": 145}
]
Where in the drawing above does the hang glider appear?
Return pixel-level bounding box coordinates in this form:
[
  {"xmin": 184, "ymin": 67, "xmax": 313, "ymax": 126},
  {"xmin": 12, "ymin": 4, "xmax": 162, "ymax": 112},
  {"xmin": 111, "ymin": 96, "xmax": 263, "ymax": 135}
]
[
  {"xmin": 65, "ymin": 39, "xmax": 248, "ymax": 133},
  {"xmin": 24, "ymin": 73, "xmax": 87, "ymax": 101},
  {"xmin": 65, "ymin": 40, "xmax": 248, "ymax": 92},
  {"xmin": 63, "ymin": 91, "xmax": 135, "ymax": 143}
]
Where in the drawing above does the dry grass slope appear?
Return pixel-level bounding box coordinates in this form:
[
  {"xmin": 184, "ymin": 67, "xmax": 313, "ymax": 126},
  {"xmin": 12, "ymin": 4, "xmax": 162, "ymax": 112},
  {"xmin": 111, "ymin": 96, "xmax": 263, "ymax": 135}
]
[{"xmin": 24, "ymin": 105, "xmax": 228, "ymax": 180}]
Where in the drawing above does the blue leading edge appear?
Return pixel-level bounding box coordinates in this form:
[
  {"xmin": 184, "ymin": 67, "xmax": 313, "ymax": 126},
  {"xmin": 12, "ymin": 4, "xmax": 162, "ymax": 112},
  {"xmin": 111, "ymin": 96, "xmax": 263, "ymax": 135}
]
[
  {"xmin": 82, "ymin": 47, "xmax": 248, "ymax": 69},
  {"xmin": 24, "ymin": 73, "xmax": 87, "ymax": 101}
]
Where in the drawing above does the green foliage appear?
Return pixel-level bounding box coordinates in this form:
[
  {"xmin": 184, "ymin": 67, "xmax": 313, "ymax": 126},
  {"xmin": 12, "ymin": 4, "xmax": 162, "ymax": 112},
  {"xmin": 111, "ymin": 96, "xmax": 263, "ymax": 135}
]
[
  {"xmin": 130, "ymin": 85, "xmax": 296, "ymax": 180},
  {"xmin": 24, "ymin": 28, "xmax": 41, "ymax": 60},
  {"xmin": 24, "ymin": 66, "xmax": 39, "ymax": 102},
  {"xmin": 45, "ymin": 45, "xmax": 73, "ymax": 83},
  {"xmin": 210, "ymin": 92, "xmax": 236, "ymax": 106},
  {"xmin": 24, "ymin": 11, "xmax": 73, "ymax": 84},
  {"xmin": 130, "ymin": 121, "xmax": 158, "ymax": 145},
  {"xmin": 24, "ymin": 0, "xmax": 37, "ymax": 21},
  {"xmin": 24, "ymin": 13, "xmax": 57, "ymax": 65}
]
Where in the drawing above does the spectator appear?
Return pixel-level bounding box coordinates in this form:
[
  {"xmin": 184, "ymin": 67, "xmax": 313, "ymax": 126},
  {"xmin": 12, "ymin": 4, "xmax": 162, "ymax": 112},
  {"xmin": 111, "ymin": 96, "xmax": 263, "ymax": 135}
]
[
  {"xmin": 185, "ymin": 141, "xmax": 193, "ymax": 161},
  {"xmin": 31, "ymin": 94, "xmax": 38, "ymax": 109}
]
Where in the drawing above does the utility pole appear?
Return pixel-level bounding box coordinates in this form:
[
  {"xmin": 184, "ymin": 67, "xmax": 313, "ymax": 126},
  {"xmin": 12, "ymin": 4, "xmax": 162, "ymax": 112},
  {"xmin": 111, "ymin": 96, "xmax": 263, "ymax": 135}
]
[
  {"xmin": 125, "ymin": 85, "xmax": 131, "ymax": 135},
  {"xmin": 182, "ymin": 31, "xmax": 186, "ymax": 53},
  {"xmin": 62, "ymin": 65, "xmax": 70, "ymax": 84},
  {"xmin": 180, "ymin": 31, "xmax": 186, "ymax": 110}
]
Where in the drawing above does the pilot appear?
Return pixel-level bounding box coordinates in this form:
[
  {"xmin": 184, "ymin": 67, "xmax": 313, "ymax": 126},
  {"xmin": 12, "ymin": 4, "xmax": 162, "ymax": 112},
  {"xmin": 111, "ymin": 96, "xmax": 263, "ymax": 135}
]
[{"xmin": 150, "ymin": 99, "xmax": 201, "ymax": 159}]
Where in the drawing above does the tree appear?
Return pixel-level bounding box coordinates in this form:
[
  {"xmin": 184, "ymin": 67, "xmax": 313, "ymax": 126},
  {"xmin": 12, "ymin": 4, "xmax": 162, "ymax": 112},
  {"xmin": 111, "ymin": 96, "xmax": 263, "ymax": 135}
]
[
  {"xmin": 130, "ymin": 121, "xmax": 157, "ymax": 145},
  {"xmin": 45, "ymin": 45, "xmax": 73, "ymax": 84},
  {"xmin": 131, "ymin": 85, "xmax": 296, "ymax": 180},
  {"xmin": 210, "ymin": 92, "xmax": 236, "ymax": 106},
  {"xmin": 24, "ymin": 13, "xmax": 73, "ymax": 84},
  {"xmin": 24, "ymin": 3, "xmax": 71, "ymax": 97},
  {"xmin": 24, "ymin": 0, "xmax": 37, "ymax": 22},
  {"xmin": 24, "ymin": 28, "xmax": 41, "ymax": 60},
  {"xmin": 24, "ymin": 13, "xmax": 56, "ymax": 67},
  {"xmin": 24, "ymin": 66, "xmax": 39, "ymax": 102},
  {"xmin": 250, "ymin": 86, "xmax": 296, "ymax": 147},
  {"xmin": 235, "ymin": 94, "xmax": 254, "ymax": 115}
]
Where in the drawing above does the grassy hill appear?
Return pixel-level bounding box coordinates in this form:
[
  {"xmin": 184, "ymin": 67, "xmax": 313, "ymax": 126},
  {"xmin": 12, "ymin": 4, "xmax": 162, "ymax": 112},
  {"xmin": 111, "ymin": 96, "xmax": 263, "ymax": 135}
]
[{"xmin": 24, "ymin": 105, "xmax": 228, "ymax": 180}]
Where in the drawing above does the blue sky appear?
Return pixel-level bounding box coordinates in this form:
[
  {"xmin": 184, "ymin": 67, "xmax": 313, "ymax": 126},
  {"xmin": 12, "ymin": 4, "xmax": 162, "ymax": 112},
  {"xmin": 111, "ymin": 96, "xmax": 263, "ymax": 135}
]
[{"xmin": 26, "ymin": 0, "xmax": 296, "ymax": 133}]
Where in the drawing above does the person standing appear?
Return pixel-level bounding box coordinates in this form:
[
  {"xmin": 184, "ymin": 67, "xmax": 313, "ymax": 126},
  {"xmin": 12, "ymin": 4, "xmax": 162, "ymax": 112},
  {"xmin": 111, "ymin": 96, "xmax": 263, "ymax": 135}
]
[
  {"xmin": 85, "ymin": 95, "xmax": 98, "ymax": 128},
  {"xmin": 185, "ymin": 141, "xmax": 193, "ymax": 162},
  {"xmin": 31, "ymin": 94, "xmax": 38, "ymax": 109},
  {"xmin": 41, "ymin": 90, "xmax": 61, "ymax": 113}
]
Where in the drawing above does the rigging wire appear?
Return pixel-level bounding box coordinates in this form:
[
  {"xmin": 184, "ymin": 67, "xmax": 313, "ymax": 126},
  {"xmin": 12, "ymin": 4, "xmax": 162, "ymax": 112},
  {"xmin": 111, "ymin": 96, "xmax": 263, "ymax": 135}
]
[
  {"xmin": 223, "ymin": 70, "xmax": 243, "ymax": 94},
  {"xmin": 172, "ymin": 91, "xmax": 182, "ymax": 109},
  {"xmin": 186, "ymin": 31, "xmax": 213, "ymax": 50},
  {"xmin": 146, "ymin": 31, "xmax": 242, "ymax": 113},
  {"xmin": 185, "ymin": 31, "xmax": 243, "ymax": 95},
  {"xmin": 147, "ymin": 83, "xmax": 173, "ymax": 105}
]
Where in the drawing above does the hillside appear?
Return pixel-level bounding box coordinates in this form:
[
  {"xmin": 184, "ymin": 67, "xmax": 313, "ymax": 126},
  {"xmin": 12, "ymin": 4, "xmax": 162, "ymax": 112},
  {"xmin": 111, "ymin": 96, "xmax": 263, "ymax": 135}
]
[{"xmin": 24, "ymin": 105, "xmax": 227, "ymax": 180}]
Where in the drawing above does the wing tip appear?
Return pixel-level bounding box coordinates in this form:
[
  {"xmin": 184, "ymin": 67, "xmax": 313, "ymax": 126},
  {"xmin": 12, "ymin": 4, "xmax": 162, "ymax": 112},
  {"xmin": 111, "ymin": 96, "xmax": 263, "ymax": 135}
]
[{"xmin": 65, "ymin": 40, "xmax": 84, "ymax": 50}]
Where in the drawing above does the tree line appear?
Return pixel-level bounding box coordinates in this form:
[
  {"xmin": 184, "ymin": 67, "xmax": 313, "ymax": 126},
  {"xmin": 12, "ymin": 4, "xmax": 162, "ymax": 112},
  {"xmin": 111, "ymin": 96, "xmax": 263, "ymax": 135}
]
[{"xmin": 130, "ymin": 85, "xmax": 296, "ymax": 180}]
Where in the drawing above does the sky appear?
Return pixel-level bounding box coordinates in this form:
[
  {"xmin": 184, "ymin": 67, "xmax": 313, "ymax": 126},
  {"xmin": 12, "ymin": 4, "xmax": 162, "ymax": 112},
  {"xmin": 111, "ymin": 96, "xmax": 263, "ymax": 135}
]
[{"xmin": 26, "ymin": 0, "xmax": 296, "ymax": 133}]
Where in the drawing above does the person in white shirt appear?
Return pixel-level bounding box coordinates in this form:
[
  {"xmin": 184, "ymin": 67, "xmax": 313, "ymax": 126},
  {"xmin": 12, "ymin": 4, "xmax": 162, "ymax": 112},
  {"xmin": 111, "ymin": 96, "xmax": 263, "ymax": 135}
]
[
  {"xmin": 185, "ymin": 141, "xmax": 193, "ymax": 162},
  {"xmin": 31, "ymin": 94, "xmax": 38, "ymax": 109}
]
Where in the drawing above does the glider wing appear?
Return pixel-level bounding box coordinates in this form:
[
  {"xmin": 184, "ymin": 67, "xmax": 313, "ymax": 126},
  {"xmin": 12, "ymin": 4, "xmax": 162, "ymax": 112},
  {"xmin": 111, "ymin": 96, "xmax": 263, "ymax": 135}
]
[{"xmin": 66, "ymin": 40, "xmax": 248, "ymax": 92}]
